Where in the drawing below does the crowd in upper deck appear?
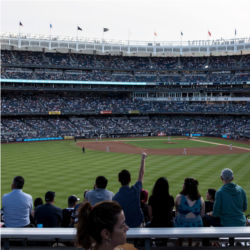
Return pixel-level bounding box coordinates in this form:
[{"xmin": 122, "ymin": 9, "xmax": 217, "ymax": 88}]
[
  {"xmin": 1, "ymin": 50, "xmax": 250, "ymax": 83},
  {"xmin": 1, "ymin": 93, "xmax": 249, "ymax": 115}
]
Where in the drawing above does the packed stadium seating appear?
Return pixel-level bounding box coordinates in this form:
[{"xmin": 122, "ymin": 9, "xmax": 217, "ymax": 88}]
[{"xmin": 1, "ymin": 47, "xmax": 250, "ymax": 143}]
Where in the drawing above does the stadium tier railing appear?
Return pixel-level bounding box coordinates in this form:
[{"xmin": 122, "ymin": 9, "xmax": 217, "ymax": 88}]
[
  {"xmin": 1, "ymin": 227, "xmax": 250, "ymax": 250},
  {"xmin": 1, "ymin": 33, "xmax": 250, "ymax": 56}
]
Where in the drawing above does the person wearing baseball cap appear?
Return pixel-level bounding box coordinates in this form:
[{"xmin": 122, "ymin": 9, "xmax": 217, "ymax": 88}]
[
  {"xmin": 62, "ymin": 195, "xmax": 80, "ymax": 227},
  {"xmin": 213, "ymin": 168, "xmax": 247, "ymax": 227}
]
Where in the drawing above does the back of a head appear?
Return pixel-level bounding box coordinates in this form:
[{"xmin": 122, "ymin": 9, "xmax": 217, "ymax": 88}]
[
  {"xmin": 152, "ymin": 177, "xmax": 170, "ymax": 198},
  {"xmin": 34, "ymin": 197, "xmax": 43, "ymax": 208},
  {"xmin": 181, "ymin": 177, "xmax": 200, "ymax": 201},
  {"xmin": 13, "ymin": 176, "xmax": 24, "ymax": 189},
  {"xmin": 208, "ymin": 188, "xmax": 216, "ymax": 200},
  {"xmin": 221, "ymin": 168, "xmax": 234, "ymax": 182},
  {"xmin": 68, "ymin": 195, "xmax": 80, "ymax": 207},
  {"xmin": 118, "ymin": 170, "xmax": 131, "ymax": 186},
  {"xmin": 95, "ymin": 176, "xmax": 108, "ymax": 189},
  {"xmin": 45, "ymin": 191, "xmax": 55, "ymax": 203},
  {"xmin": 76, "ymin": 201, "xmax": 122, "ymax": 249}
]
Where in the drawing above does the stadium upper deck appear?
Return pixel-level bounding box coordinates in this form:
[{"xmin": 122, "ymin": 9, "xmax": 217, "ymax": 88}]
[{"xmin": 1, "ymin": 33, "xmax": 250, "ymax": 57}]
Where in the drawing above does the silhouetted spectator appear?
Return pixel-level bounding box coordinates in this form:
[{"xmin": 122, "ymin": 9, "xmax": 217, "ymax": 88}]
[
  {"xmin": 35, "ymin": 191, "xmax": 62, "ymax": 227},
  {"xmin": 148, "ymin": 177, "xmax": 174, "ymax": 227},
  {"xmin": 62, "ymin": 195, "xmax": 80, "ymax": 227},
  {"xmin": 113, "ymin": 153, "xmax": 147, "ymax": 227}
]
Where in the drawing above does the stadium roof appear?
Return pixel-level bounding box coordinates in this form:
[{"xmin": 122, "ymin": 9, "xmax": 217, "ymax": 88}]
[{"xmin": 1, "ymin": 33, "xmax": 250, "ymax": 57}]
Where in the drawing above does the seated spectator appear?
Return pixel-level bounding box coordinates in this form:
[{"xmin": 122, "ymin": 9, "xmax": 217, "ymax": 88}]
[
  {"xmin": 213, "ymin": 168, "xmax": 247, "ymax": 226},
  {"xmin": 31, "ymin": 197, "xmax": 44, "ymax": 226},
  {"xmin": 76, "ymin": 201, "xmax": 129, "ymax": 250},
  {"xmin": 202, "ymin": 188, "xmax": 220, "ymax": 227},
  {"xmin": 85, "ymin": 176, "xmax": 114, "ymax": 206},
  {"xmin": 140, "ymin": 189, "xmax": 150, "ymax": 225},
  {"xmin": 113, "ymin": 153, "xmax": 147, "ymax": 227},
  {"xmin": 34, "ymin": 197, "xmax": 43, "ymax": 208},
  {"xmin": 148, "ymin": 177, "xmax": 174, "ymax": 227},
  {"xmin": 62, "ymin": 195, "xmax": 80, "ymax": 227},
  {"xmin": 34, "ymin": 191, "xmax": 62, "ymax": 227},
  {"xmin": 2, "ymin": 176, "xmax": 33, "ymax": 227},
  {"xmin": 174, "ymin": 177, "xmax": 205, "ymax": 227}
]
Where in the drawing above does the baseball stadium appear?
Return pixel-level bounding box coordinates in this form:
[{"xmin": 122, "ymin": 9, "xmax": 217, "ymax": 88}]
[{"xmin": 1, "ymin": 16, "xmax": 250, "ymax": 248}]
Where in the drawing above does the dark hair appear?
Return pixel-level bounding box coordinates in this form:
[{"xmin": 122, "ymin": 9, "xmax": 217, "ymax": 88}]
[
  {"xmin": 207, "ymin": 188, "xmax": 216, "ymax": 200},
  {"xmin": 118, "ymin": 170, "xmax": 131, "ymax": 186},
  {"xmin": 76, "ymin": 201, "xmax": 122, "ymax": 249},
  {"xmin": 180, "ymin": 177, "xmax": 200, "ymax": 201},
  {"xmin": 45, "ymin": 191, "xmax": 55, "ymax": 202},
  {"xmin": 152, "ymin": 177, "xmax": 170, "ymax": 198},
  {"xmin": 13, "ymin": 176, "xmax": 24, "ymax": 189},
  {"xmin": 34, "ymin": 197, "xmax": 43, "ymax": 208},
  {"xmin": 96, "ymin": 176, "xmax": 108, "ymax": 189}
]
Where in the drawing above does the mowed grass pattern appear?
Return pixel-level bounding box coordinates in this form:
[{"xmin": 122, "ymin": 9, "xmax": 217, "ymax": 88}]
[{"xmin": 1, "ymin": 138, "xmax": 250, "ymax": 214}]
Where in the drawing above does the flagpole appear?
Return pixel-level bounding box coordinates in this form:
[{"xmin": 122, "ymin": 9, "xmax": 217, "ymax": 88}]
[
  {"xmin": 180, "ymin": 32, "xmax": 183, "ymax": 56},
  {"xmin": 127, "ymin": 29, "xmax": 130, "ymax": 46}
]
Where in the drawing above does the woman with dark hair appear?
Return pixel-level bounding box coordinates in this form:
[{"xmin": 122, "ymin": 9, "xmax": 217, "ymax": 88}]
[
  {"xmin": 76, "ymin": 201, "xmax": 129, "ymax": 250},
  {"xmin": 148, "ymin": 177, "xmax": 174, "ymax": 227},
  {"xmin": 174, "ymin": 177, "xmax": 205, "ymax": 227}
]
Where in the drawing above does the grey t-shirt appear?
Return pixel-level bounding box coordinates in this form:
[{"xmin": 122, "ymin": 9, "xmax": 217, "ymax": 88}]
[{"xmin": 85, "ymin": 188, "xmax": 114, "ymax": 206}]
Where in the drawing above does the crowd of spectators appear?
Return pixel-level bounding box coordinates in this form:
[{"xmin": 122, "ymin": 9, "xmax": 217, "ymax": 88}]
[
  {"xmin": 2, "ymin": 167, "xmax": 248, "ymax": 247},
  {"xmin": 1, "ymin": 50, "xmax": 250, "ymax": 83},
  {"xmin": 1, "ymin": 115, "xmax": 249, "ymax": 141},
  {"xmin": 2, "ymin": 51, "xmax": 250, "ymax": 71},
  {"xmin": 2, "ymin": 93, "xmax": 249, "ymax": 115},
  {"xmin": 2, "ymin": 67, "xmax": 250, "ymax": 83}
]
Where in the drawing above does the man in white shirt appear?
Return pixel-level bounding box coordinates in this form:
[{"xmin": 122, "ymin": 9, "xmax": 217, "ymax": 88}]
[{"xmin": 2, "ymin": 176, "xmax": 33, "ymax": 227}]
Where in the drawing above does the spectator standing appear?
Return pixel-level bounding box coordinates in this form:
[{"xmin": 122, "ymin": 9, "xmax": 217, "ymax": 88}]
[
  {"xmin": 62, "ymin": 195, "xmax": 80, "ymax": 227},
  {"xmin": 85, "ymin": 176, "xmax": 114, "ymax": 206},
  {"xmin": 213, "ymin": 168, "xmax": 247, "ymax": 226},
  {"xmin": 113, "ymin": 153, "xmax": 147, "ymax": 227},
  {"xmin": 2, "ymin": 176, "xmax": 33, "ymax": 227},
  {"xmin": 35, "ymin": 191, "xmax": 62, "ymax": 227},
  {"xmin": 148, "ymin": 177, "xmax": 174, "ymax": 227}
]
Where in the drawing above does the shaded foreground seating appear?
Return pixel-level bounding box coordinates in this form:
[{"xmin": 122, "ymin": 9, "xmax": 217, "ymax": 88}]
[{"xmin": 1, "ymin": 227, "xmax": 250, "ymax": 249}]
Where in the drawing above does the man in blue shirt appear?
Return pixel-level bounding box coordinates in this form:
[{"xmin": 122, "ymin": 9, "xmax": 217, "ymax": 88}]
[
  {"xmin": 2, "ymin": 176, "xmax": 33, "ymax": 227},
  {"xmin": 113, "ymin": 153, "xmax": 147, "ymax": 227}
]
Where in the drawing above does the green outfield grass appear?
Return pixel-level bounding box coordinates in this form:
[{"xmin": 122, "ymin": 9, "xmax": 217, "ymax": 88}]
[{"xmin": 1, "ymin": 137, "xmax": 250, "ymax": 215}]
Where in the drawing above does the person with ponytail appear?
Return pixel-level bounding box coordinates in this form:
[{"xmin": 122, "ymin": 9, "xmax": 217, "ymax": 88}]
[{"xmin": 76, "ymin": 201, "xmax": 129, "ymax": 250}]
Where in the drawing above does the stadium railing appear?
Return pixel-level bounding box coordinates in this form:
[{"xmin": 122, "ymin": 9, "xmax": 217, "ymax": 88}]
[{"xmin": 1, "ymin": 227, "xmax": 250, "ymax": 250}]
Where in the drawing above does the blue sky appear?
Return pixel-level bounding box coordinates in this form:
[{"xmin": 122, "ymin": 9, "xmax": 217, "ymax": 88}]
[{"xmin": 1, "ymin": 0, "xmax": 249, "ymax": 42}]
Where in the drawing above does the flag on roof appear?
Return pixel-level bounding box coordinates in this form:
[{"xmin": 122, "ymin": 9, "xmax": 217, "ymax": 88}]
[
  {"xmin": 77, "ymin": 26, "xmax": 82, "ymax": 31},
  {"xmin": 181, "ymin": 31, "xmax": 183, "ymax": 36},
  {"xmin": 19, "ymin": 21, "xmax": 23, "ymax": 26},
  {"xmin": 235, "ymin": 29, "xmax": 237, "ymax": 36},
  {"xmin": 208, "ymin": 30, "xmax": 212, "ymax": 36},
  {"xmin": 50, "ymin": 24, "xmax": 53, "ymax": 29},
  {"xmin": 154, "ymin": 32, "xmax": 157, "ymax": 36},
  {"xmin": 103, "ymin": 28, "xmax": 109, "ymax": 32}
]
